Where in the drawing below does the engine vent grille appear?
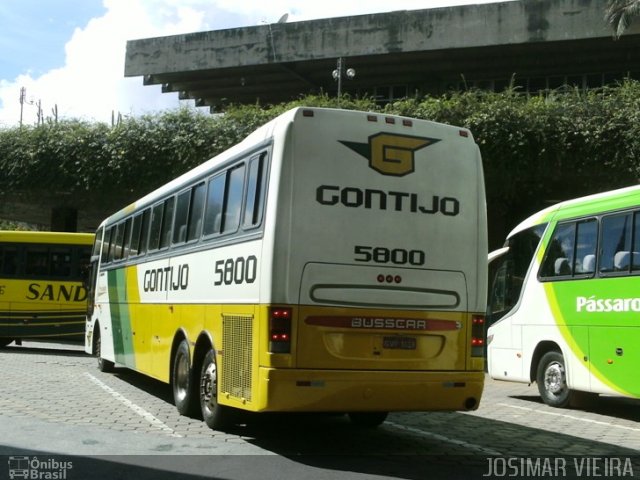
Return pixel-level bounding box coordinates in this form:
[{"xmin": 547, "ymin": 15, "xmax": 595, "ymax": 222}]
[{"xmin": 221, "ymin": 314, "xmax": 253, "ymax": 402}]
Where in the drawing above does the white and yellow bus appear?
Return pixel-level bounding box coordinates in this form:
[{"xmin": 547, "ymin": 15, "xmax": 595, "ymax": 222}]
[
  {"xmin": 0, "ymin": 231, "xmax": 93, "ymax": 346},
  {"xmin": 487, "ymin": 185, "xmax": 640, "ymax": 407},
  {"xmin": 85, "ymin": 107, "xmax": 488, "ymax": 429}
]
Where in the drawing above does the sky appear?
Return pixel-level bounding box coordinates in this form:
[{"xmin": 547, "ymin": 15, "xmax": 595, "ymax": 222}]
[{"xmin": 0, "ymin": 0, "xmax": 514, "ymax": 127}]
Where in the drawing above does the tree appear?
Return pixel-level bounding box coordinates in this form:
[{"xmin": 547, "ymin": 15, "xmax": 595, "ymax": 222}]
[{"xmin": 606, "ymin": 0, "xmax": 640, "ymax": 38}]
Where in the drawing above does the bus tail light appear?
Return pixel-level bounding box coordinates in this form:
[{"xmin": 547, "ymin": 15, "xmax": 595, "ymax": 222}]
[
  {"xmin": 471, "ymin": 314, "xmax": 485, "ymax": 357},
  {"xmin": 269, "ymin": 307, "xmax": 292, "ymax": 353}
]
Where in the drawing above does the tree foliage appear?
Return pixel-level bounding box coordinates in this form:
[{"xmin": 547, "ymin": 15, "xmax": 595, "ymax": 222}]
[
  {"xmin": 606, "ymin": 0, "xmax": 640, "ymax": 38},
  {"xmin": 2, "ymin": 84, "xmax": 640, "ymax": 240}
]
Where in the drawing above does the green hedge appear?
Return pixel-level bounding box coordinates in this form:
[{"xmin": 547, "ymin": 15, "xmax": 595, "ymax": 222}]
[
  {"xmin": 387, "ymin": 82, "xmax": 640, "ymax": 202},
  {"xmin": 2, "ymin": 84, "xmax": 640, "ymax": 236},
  {"xmin": 0, "ymin": 95, "xmax": 375, "ymax": 197}
]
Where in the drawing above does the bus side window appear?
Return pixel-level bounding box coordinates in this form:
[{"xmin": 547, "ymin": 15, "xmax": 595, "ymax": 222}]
[
  {"xmin": 159, "ymin": 197, "xmax": 175, "ymax": 250},
  {"xmin": 222, "ymin": 164, "xmax": 245, "ymax": 234},
  {"xmin": 78, "ymin": 246, "xmax": 91, "ymax": 280},
  {"xmin": 203, "ymin": 173, "xmax": 226, "ymax": 237},
  {"xmin": 599, "ymin": 213, "xmax": 631, "ymax": 274},
  {"xmin": 173, "ymin": 189, "xmax": 191, "ymax": 245},
  {"xmin": 243, "ymin": 153, "xmax": 266, "ymax": 229},
  {"xmin": 129, "ymin": 214, "xmax": 142, "ymax": 257},
  {"xmin": 102, "ymin": 227, "xmax": 113, "ymax": 264},
  {"xmin": 25, "ymin": 246, "xmax": 49, "ymax": 276},
  {"xmin": 148, "ymin": 203, "xmax": 164, "ymax": 251},
  {"xmin": 1, "ymin": 245, "xmax": 19, "ymax": 276},
  {"xmin": 540, "ymin": 223, "xmax": 576, "ymax": 278},
  {"xmin": 92, "ymin": 228, "xmax": 103, "ymax": 259},
  {"xmin": 187, "ymin": 183, "xmax": 206, "ymax": 242},
  {"xmin": 50, "ymin": 248, "xmax": 72, "ymax": 277},
  {"xmin": 633, "ymin": 211, "xmax": 640, "ymax": 272},
  {"xmin": 108, "ymin": 224, "xmax": 122, "ymax": 263},
  {"xmin": 121, "ymin": 218, "xmax": 132, "ymax": 260},
  {"xmin": 138, "ymin": 209, "xmax": 151, "ymax": 255},
  {"xmin": 113, "ymin": 222, "xmax": 126, "ymax": 261},
  {"xmin": 574, "ymin": 219, "xmax": 597, "ymax": 275}
]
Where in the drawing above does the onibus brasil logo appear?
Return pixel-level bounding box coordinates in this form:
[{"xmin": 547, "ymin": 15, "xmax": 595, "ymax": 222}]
[
  {"xmin": 340, "ymin": 132, "xmax": 439, "ymax": 176},
  {"xmin": 8, "ymin": 456, "xmax": 73, "ymax": 479}
]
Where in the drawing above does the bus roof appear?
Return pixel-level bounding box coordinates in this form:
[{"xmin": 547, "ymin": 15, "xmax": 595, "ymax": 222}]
[
  {"xmin": 98, "ymin": 106, "xmax": 475, "ymax": 229},
  {"xmin": 0, "ymin": 231, "xmax": 94, "ymax": 245},
  {"xmin": 508, "ymin": 184, "xmax": 640, "ymax": 238}
]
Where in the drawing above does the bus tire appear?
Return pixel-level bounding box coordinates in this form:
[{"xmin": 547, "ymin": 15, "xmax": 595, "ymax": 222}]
[
  {"xmin": 536, "ymin": 351, "xmax": 573, "ymax": 408},
  {"xmin": 348, "ymin": 411, "xmax": 388, "ymax": 428},
  {"xmin": 172, "ymin": 339, "xmax": 199, "ymax": 417},
  {"xmin": 199, "ymin": 349, "xmax": 232, "ymax": 430},
  {"xmin": 95, "ymin": 329, "xmax": 114, "ymax": 373}
]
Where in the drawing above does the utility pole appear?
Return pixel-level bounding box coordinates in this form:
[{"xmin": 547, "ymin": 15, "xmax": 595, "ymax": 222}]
[
  {"xmin": 19, "ymin": 87, "xmax": 40, "ymax": 127},
  {"xmin": 19, "ymin": 87, "xmax": 26, "ymax": 127}
]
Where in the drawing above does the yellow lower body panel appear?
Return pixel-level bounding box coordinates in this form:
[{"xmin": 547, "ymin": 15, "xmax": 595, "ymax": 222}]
[{"xmin": 253, "ymin": 368, "xmax": 484, "ymax": 413}]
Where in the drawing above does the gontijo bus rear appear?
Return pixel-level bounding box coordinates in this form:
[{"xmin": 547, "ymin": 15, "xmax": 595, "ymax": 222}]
[{"xmin": 86, "ymin": 107, "xmax": 488, "ymax": 428}]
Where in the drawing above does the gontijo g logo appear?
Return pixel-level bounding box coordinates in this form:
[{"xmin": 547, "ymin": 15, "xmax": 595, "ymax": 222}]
[{"xmin": 340, "ymin": 133, "xmax": 439, "ymax": 176}]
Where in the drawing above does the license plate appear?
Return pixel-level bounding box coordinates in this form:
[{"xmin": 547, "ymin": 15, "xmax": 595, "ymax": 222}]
[{"xmin": 383, "ymin": 336, "xmax": 416, "ymax": 350}]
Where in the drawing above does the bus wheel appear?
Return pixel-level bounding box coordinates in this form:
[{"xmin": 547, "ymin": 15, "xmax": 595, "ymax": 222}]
[
  {"xmin": 348, "ymin": 412, "xmax": 388, "ymax": 428},
  {"xmin": 172, "ymin": 340, "xmax": 199, "ymax": 417},
  {"xmin": 199, "ymin": 349, "xmax": 231, "ymax": 430},
  {"xmin": 536, "ymin": 351, "xmax": 573, "ymax": 408},
  {"xmin": 95, "ymin": 330, "xmax": 114, "ymax": 373}
]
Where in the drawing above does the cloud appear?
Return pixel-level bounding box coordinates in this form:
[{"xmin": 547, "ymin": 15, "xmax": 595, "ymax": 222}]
[
  {"xmin": 0, "ymin": 0, "xmax": 512, "ymax": 127},
  {"xmin": 208, "ymin": 0, "xmax": 506, "ymax": 22},
  {"xmin": 0, "ymin": 0, "xmax": 207, "ymax": 127}
]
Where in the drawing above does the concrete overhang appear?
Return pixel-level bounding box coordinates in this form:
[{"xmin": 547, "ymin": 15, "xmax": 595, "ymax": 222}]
[{"xmin": 125, "ymin": 0, "xmax": 640, "ymax": 110}]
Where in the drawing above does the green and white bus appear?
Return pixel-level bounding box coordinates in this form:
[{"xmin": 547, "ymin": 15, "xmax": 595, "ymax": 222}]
[{"xmin": 487, "ymin": 184, "xmax": 640, "ymax": 407}]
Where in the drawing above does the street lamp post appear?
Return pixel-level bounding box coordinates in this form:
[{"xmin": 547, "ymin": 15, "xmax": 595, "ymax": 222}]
[{"xmin": 332, "ymin": 57, "xmax": 356, "ymax": 101}]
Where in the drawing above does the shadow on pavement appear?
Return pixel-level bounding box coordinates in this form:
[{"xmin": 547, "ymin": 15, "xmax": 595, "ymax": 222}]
[{"xmin": 509, "ymin": 393, "xmax": 640, "ymax": 423}]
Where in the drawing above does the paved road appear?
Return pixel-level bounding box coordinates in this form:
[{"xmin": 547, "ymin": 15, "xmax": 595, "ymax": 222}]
[{"xmin": 1, "ymin": 341, "xmax": 639, "ymax": 479}]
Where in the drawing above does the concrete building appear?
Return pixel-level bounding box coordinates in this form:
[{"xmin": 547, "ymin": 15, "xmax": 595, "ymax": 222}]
[{"xmin": 125, "ymin": 0, "xmax": 640, "ymax": 111}]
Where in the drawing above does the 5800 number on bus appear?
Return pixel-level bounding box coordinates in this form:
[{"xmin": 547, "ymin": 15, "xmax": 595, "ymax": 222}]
[
  {"xmin": 214, "ymin": 256, "xmax": 258, "ymax": 286},
  {"xmin": 354, "ymin": 246, "xmax": 426, "ymax": 266}
]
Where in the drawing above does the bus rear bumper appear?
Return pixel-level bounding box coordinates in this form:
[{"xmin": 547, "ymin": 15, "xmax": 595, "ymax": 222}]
[{"xmin": 247, "ymin": 368, "xmax": 484, "ymax": 413}]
